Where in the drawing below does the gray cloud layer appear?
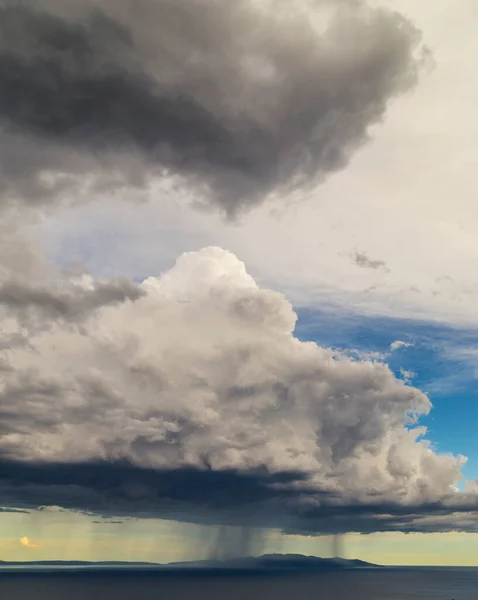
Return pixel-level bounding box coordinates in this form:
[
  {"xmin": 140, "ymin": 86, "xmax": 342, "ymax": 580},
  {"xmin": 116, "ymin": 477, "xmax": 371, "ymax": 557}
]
[
  {"xmin": 0, "ymin": 0, "xmax": 423, "ymax": 214},
  {"xmin": 0, "ymin": 277, "xmax": 144, "ymax": 323},
  {"xmin": 0, "ymin": 247, "xmax": 476, "ymax": 534},
  {"xmin": 2, "ymin": 460, "xmax": 477, "ymax": 535}
]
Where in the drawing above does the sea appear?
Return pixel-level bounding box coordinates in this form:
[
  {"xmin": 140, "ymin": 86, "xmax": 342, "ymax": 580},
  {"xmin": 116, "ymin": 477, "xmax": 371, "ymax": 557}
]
[{"xmin": 0, "ymin": 567, "xmax": 477, "ymax": 599}]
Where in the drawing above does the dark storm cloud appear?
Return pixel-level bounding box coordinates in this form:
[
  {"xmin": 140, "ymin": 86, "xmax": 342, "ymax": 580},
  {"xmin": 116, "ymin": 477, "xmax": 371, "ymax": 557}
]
[
  {"xmin": 283, "ymin": 502, "xmax": 478, "ymax": 535},
  {"xmin": 0, "ymin": 0, "xmax": 424, "ymax": 214},
  {"xmin": 0, "ymin": 460, "xmax": 308, "ymax": 523},
  {"xmin": 1, "ymin": 459, "xmax": 477, "ymax": 535}
]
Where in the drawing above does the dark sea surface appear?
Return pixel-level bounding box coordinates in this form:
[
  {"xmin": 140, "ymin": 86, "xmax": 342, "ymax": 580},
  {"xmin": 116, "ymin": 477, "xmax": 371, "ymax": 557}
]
[{"xmin": 1, "ymin": 567, "xmax": 477, "ymax": 599}]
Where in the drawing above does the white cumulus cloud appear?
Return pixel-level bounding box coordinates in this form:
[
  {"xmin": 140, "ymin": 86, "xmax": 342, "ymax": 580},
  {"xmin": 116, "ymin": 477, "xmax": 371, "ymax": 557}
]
[{"xmin": 0, "ymin": 247, "xmax": 468, "ymax": 527}]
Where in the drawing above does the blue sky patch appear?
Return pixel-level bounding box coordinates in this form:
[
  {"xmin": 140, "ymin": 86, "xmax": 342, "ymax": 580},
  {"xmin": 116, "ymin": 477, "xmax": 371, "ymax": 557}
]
[{"xmin": 295, "ymin": 308, "xmax": 478, "ymax": 481}]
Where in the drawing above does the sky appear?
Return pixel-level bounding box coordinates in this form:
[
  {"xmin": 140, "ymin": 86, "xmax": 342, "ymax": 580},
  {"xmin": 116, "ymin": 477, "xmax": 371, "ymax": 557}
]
[{"xmin": 0, "ymin": 0, "xmax": 478, "ymax": 567}]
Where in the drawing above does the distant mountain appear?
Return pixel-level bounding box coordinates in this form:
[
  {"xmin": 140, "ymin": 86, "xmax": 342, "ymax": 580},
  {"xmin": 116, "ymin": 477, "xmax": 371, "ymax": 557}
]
[
  {"xmin": 0, "ymin": 554, "xmax": 379, "ymax": 571},
  {"xmin": 168, "ymin": 554, "xmax": 379, "ymax": 571}
]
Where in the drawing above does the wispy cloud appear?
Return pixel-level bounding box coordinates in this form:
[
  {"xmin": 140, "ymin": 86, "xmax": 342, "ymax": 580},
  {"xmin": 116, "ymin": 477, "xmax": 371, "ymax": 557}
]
[
  {"xmin": 399, "ymin": 368, "xmax": 417, "ymax": 383},
  {"xmin": 353, "ymin": 252, "xmax": 389, "ymax": 272},
  {"xmin": 390, "ymin": 340, "xmax": 414, "ymax": 352},
  {"xmin": 19, "ymin": 536, "xmax": 40, "ymax": 550}
]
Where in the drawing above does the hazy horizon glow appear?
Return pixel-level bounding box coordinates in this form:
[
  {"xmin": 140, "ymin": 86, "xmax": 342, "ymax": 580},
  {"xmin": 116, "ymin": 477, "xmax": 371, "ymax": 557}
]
[{"xmin": 1, "ymin": 509, "xmax": 477, "ymax": 567}]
